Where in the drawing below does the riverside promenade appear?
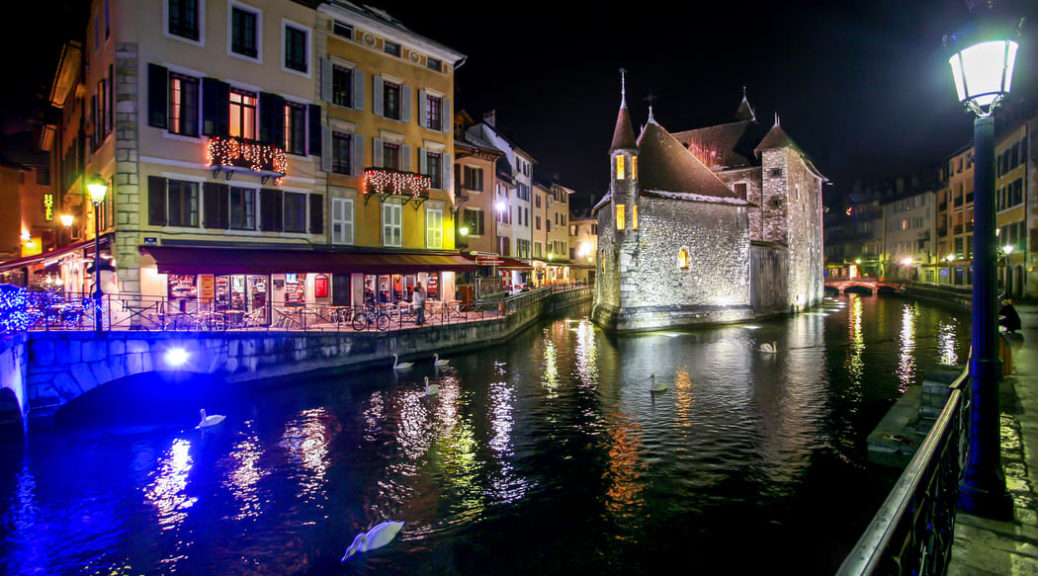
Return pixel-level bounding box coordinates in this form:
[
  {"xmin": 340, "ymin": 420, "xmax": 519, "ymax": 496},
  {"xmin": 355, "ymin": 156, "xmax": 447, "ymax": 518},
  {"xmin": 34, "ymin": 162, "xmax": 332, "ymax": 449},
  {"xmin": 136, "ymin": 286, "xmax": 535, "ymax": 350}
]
[{"xmin": 949, "ymin": 303, "xmax": 1038, "ymax": 575}]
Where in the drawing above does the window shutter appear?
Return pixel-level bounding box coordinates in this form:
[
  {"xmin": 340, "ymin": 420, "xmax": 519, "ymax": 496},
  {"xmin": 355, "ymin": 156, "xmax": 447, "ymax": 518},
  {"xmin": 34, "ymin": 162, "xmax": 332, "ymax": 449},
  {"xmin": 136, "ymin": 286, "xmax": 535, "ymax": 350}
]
[
  {"xmin": 321, "ymin": 127, "xmax": 332, "ymax": 172},
  {"xmin": 309, "ymin": 193, "xmax": 324, "ymax": 234},
  {"xmin": 308, "ymin": 104, "xmax": 322, "ymax": 156},
  {"xmin": 260, "ymin": 188, "xmax": 283, "ymax": 232},
  {"xmin": 352, "ymin": 136, "xmax": 365, "ymax": 177},
  {"xmin": 331, "ymin": 197, "xmax": 343, "ymax": 244},
  {"xmin": 442, "ymin": 153, "xmax": 452, "ymax": 192},
  {"xmin": 259, "ymin": 92, "xmax": 285, "ymax": 146},
  {"xmin": 147, "ymin": 63, "xmax": 168, "ymax": 128},
  {"xmin": 442, "ymin": 98, "xmax": 451, "ymax": 133},
  {"xmin": 373, "ymin": 138, "xmax": 383, "ymax": 167},
  {"xmin": 320, "ymin": 58, "xmax": 333, "ymax": 102},
  {"xmin": 147, "ymin": 176, "xmax": 166, "ymax": 225},
  {"xmin": 204, "ymin": 183, "xmax": 229, "ymax": 229},
  {"xmin": 353, "ymin": 69, "xmax": 365, "ymax": 110},
  {"xmin": 418, "ymin": 90, "xmax": 427, "ymax": 128},
  {"xmin": 401, "ymin": 85, "xmax": 411, "ymax": 123},
  {"xmin": 419, "ymin": 148, "xmax": 428, "ymax": 176},
  {"xmin": 372, "ymin": 76, "xmax": 383, "ymax": 117},
  {"xmin": 202, "ymin": 77, "xmax": 230, "ymax": 136},
  {"xmin": 401, "ymin": 144, "xmax": 410, "ymax": 172}
]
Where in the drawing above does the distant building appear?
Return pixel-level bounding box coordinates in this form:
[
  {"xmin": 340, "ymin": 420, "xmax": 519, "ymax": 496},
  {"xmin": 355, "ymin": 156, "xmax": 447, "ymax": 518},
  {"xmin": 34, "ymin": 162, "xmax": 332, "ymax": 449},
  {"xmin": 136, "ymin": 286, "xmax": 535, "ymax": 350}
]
[
  {"xmin": 593, "ymin": 81, "xmax": 825, "ymax": 332},
  {"xmin": 881, "ymin": 185, "xmax": 937, "ymax": 284},
  {"xmin": 568, "ymin": 212, "xmax": 597, "ymax": 284}
]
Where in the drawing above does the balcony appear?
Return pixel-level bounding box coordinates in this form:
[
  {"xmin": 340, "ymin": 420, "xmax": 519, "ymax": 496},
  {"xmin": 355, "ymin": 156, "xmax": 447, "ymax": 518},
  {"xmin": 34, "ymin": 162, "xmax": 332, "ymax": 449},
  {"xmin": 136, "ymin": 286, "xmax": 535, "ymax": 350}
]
[
  {"xmin": 207, "ymin": 136, "xmax": 287, "ymax": 183},
  {"xmin": 363, "ymin": 168, "xmax": 431, "ymax": 206}
]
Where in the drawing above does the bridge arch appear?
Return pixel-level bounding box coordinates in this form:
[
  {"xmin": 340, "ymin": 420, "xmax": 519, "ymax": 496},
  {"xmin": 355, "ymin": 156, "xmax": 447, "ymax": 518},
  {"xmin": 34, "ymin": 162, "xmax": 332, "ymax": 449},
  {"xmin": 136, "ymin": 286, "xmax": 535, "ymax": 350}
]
[{"xmin": 0, "ymin": 388, "xmax": 23, "ymax": 439}]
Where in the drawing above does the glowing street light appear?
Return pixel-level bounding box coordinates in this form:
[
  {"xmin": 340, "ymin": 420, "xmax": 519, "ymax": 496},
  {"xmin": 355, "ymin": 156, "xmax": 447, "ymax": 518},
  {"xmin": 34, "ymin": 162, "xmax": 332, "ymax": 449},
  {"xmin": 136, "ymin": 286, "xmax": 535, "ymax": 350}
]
[
  {"xmin": 946, "ymin": 6, "xmax": 1022, "ymax": 518},
  {"xmin": 87, "ymin": 174, "xmax": 108, "ymax": 332}
]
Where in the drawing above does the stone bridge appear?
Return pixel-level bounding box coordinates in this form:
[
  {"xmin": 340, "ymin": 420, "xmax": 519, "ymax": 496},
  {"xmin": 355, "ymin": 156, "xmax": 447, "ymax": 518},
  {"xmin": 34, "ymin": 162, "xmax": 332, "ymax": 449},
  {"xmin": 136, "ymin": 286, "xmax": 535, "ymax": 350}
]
[
  {"xmin": 0, "ymin": 287, "xmax": 590, "ymax": 435},
  {"xmin": 824, "ymin": 276, "xmax": 904, "ymax": 296}
]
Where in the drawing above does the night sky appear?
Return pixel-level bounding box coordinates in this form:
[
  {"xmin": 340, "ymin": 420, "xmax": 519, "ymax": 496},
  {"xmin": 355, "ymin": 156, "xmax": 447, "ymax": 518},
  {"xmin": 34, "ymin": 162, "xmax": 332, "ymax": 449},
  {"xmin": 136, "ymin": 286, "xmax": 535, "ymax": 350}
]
[{"xmin": 5, "ymin": 1, "xmax": 1038, "ymax": 210}]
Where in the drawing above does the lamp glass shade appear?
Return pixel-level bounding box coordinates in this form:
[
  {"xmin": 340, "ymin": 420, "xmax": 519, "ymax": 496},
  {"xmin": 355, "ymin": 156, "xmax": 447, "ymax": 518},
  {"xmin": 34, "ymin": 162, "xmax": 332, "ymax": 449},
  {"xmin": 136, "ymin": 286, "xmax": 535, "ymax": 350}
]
[
  {"xmin": 949, "ymin": 39, "xmax": 1018, "ymax": 110},
  {"xmin": 87, "ymin": 180, "xmax": 108, "ymax": 204},
  {"xmin": 59, "ymin": 214, "xmax": 74, "ymax": 227},
  {"xmin": 495, "ymin": 200, "xmax": 506, "ymax": 212}
]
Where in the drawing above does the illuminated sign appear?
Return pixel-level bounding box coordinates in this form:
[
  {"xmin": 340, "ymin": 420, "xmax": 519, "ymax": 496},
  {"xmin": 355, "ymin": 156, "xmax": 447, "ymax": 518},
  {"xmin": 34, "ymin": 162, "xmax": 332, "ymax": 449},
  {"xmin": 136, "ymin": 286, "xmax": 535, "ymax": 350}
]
[{"xmin": 43, "ymin": 194, "xmax": 54, "ymax": 221}]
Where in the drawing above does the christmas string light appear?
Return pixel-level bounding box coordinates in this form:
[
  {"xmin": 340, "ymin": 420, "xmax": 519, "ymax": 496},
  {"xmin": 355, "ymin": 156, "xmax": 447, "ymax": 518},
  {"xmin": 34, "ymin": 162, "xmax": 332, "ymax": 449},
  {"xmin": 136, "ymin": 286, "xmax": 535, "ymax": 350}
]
[
  {"xmin": 363, "ymin": 168, "xmax": 431, "ymax": 197},
  {"xmin": 207, "ymin": 137, "xmax": 287, "ymax": 176},
  {"xmin": 0, "ymin": 284, "xmax": 32, "ymax": 334}
]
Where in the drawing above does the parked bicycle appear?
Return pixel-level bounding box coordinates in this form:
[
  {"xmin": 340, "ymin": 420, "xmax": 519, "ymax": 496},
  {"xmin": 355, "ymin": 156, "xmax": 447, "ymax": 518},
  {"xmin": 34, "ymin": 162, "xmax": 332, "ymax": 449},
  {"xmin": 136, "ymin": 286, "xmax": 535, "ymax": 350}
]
[{"xmin": 352, "ymin": 304, "xmax": 390, "ymax": 331}]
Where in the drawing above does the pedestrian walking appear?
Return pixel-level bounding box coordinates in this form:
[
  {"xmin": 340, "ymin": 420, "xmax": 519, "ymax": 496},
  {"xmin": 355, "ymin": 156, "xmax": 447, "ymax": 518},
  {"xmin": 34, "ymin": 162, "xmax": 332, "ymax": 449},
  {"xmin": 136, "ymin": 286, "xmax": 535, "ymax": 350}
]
[{"xmin": 414, "ymin": 282, "xmax": 426, "ymax": 325}]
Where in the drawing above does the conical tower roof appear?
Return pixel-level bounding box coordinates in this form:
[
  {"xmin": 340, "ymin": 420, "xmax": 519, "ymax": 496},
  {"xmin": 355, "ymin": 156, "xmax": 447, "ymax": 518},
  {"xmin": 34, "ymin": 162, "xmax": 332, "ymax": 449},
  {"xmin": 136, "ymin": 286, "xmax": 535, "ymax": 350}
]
[
  {"xmin": 734, "ymin": 87, "xmax": 756, "ymax": 122},
  {"xmin": 610, "ymin": 103, "xmax": 638, "ymax": 153}
]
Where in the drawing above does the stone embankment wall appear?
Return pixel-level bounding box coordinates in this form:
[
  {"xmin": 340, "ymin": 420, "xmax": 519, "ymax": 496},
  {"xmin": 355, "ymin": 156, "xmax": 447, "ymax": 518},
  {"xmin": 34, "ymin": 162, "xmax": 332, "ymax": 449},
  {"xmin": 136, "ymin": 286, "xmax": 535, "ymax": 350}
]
[
  {"xmin": 901, "ymin": 284, "xmax": 972, "ymax": 311},
  {"xmin": 17, "ymin": 287, "xmax": 590, "ymax": 430},
  {"xmin": 0, "ymin": 333, "xmax": 28, "ymax": 436}
]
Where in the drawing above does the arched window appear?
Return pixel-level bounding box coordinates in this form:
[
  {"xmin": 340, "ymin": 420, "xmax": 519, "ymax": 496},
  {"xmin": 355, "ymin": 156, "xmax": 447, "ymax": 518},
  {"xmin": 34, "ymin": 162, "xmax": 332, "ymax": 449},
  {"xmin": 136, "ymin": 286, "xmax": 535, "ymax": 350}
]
[{"xmin": 678, "ymin": 248, "xmax": 690, "ymax": 270}]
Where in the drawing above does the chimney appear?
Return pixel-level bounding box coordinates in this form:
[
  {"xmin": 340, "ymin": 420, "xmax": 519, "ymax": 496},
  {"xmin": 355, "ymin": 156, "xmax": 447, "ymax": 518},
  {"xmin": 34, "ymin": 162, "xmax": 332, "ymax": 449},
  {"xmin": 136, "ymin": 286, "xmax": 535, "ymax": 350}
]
[{"xmin": 483, "ymin": 109, "xmax": 496, "ymax": 127}]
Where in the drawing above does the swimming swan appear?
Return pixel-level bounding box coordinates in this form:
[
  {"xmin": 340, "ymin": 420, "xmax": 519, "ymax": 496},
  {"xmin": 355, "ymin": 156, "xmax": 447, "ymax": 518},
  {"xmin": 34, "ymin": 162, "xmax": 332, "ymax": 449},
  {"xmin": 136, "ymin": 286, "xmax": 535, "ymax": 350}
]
[
  {"xmin": 196, "ymin": 409, "xmax": 226, "ymax": 428},
  {"xmin": 759, "ymin": 341, "xmax": 778, "ymax": 354},
  {"xmin": 425, "ymin": 376, "xmax": 439, "ymax": 396},
  {"xmin": 342, "ymin": 520, "xmax": 404, "ymax": 561},
  {"xmin": 649, "ymin": 374, "xmax": 668, "ymax": 393},
  {"xmin": 393, "ymin": 353, "xmax": 414, "ymax": 370},
  {"xmin": 433, "ymin": 353, "xmax": 450, "ymax": 367}
]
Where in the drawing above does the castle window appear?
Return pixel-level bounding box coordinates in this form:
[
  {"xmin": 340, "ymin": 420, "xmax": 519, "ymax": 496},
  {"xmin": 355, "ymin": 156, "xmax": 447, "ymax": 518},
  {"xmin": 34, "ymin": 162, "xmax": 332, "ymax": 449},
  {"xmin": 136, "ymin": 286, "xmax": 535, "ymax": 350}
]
[
  {"xmin": 770, "ymin": 168, "xmax": 783, "ymax": 177},
  {"xmin": 616, "ymin": 204, "xmax": 625, "ymax": 230},
  {"xmin": 678, "ymin": 248, "xmax": 690, "ymax": 270},
  {"xmin": 632, "ymin": 156, "xmax": 638, "ymax": 179},
  {"xmin": 615, "ymin": 155, "xmax": 625, "ymax": 180},
  {"xmin": 632, "ymin": 205, "xmax": 638, "ymax": 230}
]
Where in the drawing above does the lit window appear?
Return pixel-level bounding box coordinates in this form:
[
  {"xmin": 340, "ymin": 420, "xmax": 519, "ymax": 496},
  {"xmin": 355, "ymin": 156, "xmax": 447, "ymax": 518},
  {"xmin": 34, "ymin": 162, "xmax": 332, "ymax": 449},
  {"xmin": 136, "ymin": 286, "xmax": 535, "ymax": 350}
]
[
  {"xmin": 616, "ymin": 204, "xmax": 625, "ymax": 230},
  {"xmin": 615, "ymin": 155, "xmax": 625, "ymax": 180},
  {"xmin": 678, "ymin": 249, "xmax": 690, "ymax": 269},
  {"xmin": 632, "ymin": 155, "xmax": 638, "ymax": 179},
  {"xmin": 632, "ymin": 205, "xmax": 638, "ymax": 230},
  {"xmin": 228, "ymin": 89, "xmax": 257, "ymax": 140}
]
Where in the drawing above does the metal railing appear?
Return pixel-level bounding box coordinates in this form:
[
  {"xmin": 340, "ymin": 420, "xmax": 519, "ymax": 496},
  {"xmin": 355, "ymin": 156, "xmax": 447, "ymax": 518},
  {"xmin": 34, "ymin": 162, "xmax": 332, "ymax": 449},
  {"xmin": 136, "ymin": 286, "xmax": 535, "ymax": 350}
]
[
  {"xmin": 837, "ymin": 363, "xmax": 970, "ymax": 576},
  {"xmin": 9, "ymin": 283, "xmax": 591, "ymax": 334}
]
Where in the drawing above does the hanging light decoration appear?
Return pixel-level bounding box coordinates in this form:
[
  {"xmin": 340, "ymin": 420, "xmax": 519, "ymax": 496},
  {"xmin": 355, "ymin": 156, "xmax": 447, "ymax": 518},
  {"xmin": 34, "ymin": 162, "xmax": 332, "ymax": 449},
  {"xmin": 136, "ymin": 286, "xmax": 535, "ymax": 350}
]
[
  {"xmin": 207, "ymin": 136, "xmax": 287, "ymax": 179},
  {"xmin": 363, "ymin": 168, "xmax": 431, "ymax": 197}
]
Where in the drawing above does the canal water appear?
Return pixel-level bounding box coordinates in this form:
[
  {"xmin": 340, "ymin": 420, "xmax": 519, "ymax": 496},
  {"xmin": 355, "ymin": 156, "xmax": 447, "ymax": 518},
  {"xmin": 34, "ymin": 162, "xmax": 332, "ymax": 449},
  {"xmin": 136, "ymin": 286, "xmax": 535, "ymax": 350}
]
[{"xmin": 0, "ymin": 294, "xmax": 970, "ymax": 575}]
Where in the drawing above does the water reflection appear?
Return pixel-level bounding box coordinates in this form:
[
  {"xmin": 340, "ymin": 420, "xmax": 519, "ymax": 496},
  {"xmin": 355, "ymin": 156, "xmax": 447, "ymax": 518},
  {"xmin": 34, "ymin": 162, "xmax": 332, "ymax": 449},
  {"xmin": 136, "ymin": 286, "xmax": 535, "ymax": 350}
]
[
  {"xmin": 143, "ymin": 437, "xmax": 196, "ymax": 530},
  {"xmin": 221, "ymin": 422, "xmax": 266, "ymax": 521},
  {"xmin": 937, "ymin": 318, "xmax": 961, "ymax": 366},
  {"xmin": 280, "ymin": 408, "xmax": 335, "ymax": 507},
  {"xmin": 846, "ymin": 294, "xmax": 865, "ymax": 386},
  {"xmin": 897, "ymin": 303, "xmax": 918, "ymax": 391}
]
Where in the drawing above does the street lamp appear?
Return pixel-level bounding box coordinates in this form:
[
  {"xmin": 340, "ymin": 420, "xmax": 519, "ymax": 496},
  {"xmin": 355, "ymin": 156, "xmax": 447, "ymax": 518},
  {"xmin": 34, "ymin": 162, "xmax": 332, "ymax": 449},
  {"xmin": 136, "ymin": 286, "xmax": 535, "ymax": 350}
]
[
  {"xmin": 87, "ymin": 174, "xmax": 108, "ymax": 332},
  {"xmin": 947, "ymin": 8, "xmax": 1021, "ymax": 518}
]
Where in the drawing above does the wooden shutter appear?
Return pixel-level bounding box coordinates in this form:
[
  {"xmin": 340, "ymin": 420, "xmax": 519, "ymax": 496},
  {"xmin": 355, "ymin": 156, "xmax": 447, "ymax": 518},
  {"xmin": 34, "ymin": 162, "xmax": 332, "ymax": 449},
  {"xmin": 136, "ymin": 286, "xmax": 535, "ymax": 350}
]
[
  {"xmin": 321, "ymin": 127, "xmax": 332, "ymax": 173},
  {"xmin": 260, "ymin": 188, "xmax": 283, "ymax": 232},
  {"xmin": 309, "ymin": 193, "xmax": 324, "ymax": 234},
  {"xmin": 419, "ymin": 148, "xmax": 427, "ymax": 176},
  {"xmin": 320, "ymin": 58, "xmax": 333, "ymax": 102},
  {"xmin": 353, "ymin": 68, "xmax": 365, "ymax": 110},
  {"xmin": 401, "ymin": 85, "xmax": 411, "ymax": 123},
  {"xmin": 418, "ymin": 90, "xmax": 427, "ymax": 128},
  {"xmin": 202, "ymin": 77, "xmax": 230, "ymax": 136},
  {"xmin": 401, "ymin": 144, "xmax": 410, "ymax": 172},
  {"xmin": 308, "ymin": 104, "xmax": 322, "ymax": 156},
  {"xmin": 442, "ymin": 98, "xmax": 451, "ymax": 133},
  {"xmin": 204, "ymin": 183, "xmax": 229, "ymax": 229},
  {"xmin": 442, "ymin": 153, "xmax": 452, "ymax": 192},
  {"xmin": 373, "ymin": 138, "xmax": 383, "ymax": 167},
  {"xmin": 352, "ymin": 135, "xmax": 365, "ymax": 177},
  {"xmin": 372, "ymin": 76, "xmax": 383, "ymax": 117},
  {"xmin": 259, "ymin": 92, "xmax": 285, "ymax": 146},
  {"xmin": 147, "ymin": 63, "xmax": 168, "ymax": 128},
  {"xmin": 147, "ymin": 175, "xmax": 166, "ymax": 226}
]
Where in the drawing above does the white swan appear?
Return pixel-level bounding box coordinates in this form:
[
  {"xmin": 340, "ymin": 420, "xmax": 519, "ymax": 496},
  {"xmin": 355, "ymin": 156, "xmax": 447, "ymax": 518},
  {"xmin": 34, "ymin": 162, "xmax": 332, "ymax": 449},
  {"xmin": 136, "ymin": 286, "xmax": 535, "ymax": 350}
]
[
  {"xmin": 342, "ymin": 520, "xmax": 404, "ymax": 561},
  {"xmin": 433, "ymin": 353, "xmax": 450, "ymax": 367},
  {"xmin": 393, "ymin": 353, "xmax": 414, "ymax": 370},
  {"xmin": 759, "ymin": 341, "xmax": 778, "ymax": 354},
  {"xmin": 196, "ymin": 409, "xmax": 226, "ymax": 428},
  {"xmin": 425, "ymin": 376, "xmax": 439, "ymax": 396},
  {"xmin": 649, "ymin": 374, "xmax": 668, "ymax": 393}
]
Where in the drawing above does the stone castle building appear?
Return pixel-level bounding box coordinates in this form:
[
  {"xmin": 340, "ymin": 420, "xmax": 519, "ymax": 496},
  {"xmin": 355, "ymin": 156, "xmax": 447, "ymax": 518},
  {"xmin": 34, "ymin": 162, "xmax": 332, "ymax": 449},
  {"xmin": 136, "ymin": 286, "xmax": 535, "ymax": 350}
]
[{"xmin": 592, "ymin": 83, "xmax": 825, "ymax": 332}]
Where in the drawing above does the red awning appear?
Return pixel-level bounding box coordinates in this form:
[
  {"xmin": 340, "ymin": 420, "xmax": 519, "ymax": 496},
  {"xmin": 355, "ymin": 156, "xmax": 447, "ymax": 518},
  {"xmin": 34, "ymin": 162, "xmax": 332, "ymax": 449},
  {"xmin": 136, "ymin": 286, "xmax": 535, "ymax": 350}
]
[
  {"xmin": 139, "ymin": 245, "xmax": 478, "ymax": 275},
  {"xmin": 497, "ymin": 258, "xmax": 534, "ymax": 270},
  {"xmin": 459, "ymin": 252, "xmax": 534, "ymax": 270},
  {"xmin": 0, "ymin": 235, "xmax": 112, "ymax": 274}
]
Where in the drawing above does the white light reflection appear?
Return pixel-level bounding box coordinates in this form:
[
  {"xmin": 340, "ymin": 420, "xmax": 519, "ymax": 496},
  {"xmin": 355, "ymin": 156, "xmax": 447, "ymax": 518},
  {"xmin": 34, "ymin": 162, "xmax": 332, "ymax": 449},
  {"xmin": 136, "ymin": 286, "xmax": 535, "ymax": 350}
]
[
  {"xmin": 937, "ymin": 319, "xmax": 960, "ymax": 366},
  {"xmin": 896, "ymin": 303, "xmax": 918, "ymax": 392},
  {"xmin": 143, "ymin": 438, "xmax": 196, "ymax": 530},
  {"xmin": 542, "ymin": 339, "xmax": 559, "ymax": 398},
  {"xmin": 574, "ymin": 319, "xmax": 598, "ymax": 388},
  {"xmin": 280, "ymin": 408, "xmax": 335, "ymax": 507},
  {"xmin": 363, "ymin": 391, "xmax": 385, "ymax": 443},
  {"xmin": 846, "ymin": 294, "xmax": 865, "ymax": 386},
  {"xmin": 221, "ymin": 422, "xmax": 267, "ymax": 521}
]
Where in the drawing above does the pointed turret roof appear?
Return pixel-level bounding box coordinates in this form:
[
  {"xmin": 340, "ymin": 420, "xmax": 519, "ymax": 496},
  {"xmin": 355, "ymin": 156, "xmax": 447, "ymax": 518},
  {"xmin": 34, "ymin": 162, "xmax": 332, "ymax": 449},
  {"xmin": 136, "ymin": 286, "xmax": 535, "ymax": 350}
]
[
  {"xmin": 610, "ymin": 70, "xmax": 638, "ymax": 153},
  {"xmin": 753, "ymin": 119, "xmax": 828, "ymax": 180},
  {"xmin": 734, "ymin": 87, "xmax": 755, "ymax": 122},
  {"xmin": 636, "ymin": 120, "xmax": 742, "ymax": 202}
]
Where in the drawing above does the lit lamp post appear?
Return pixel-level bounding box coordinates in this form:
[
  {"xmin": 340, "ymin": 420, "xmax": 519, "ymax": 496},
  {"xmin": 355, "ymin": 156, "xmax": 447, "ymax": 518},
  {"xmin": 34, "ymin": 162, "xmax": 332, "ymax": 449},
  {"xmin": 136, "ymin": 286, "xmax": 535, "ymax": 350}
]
[
  {"xmin": 947, "ymin": 12, "xmax": 1020, "ymax": 518},
  {"xmin": 494, "ymin": 199, "xmax": 506, "ymax": 287},
  {"xmin": 86, "ymin": 174, "xmax": 108, "ymax": 332}
]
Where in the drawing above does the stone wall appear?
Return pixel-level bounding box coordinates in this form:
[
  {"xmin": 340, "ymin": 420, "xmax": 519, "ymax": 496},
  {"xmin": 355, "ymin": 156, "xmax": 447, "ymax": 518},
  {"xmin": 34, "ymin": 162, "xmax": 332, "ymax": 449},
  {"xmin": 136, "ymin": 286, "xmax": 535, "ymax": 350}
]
[
  {"xmin": 114, "ymin": 43, "xmax": 141, "ymax": 296},
  {"xmin": 750, "ymin": 244, "xmax": 789, "ymax": 313},
  {"xmin": 0, "ymin": 333, "xmax": 28, "ymax": 432},
  {"xmin": 23, "ymin": 288, "xmax": 590, "ymax": 427}
]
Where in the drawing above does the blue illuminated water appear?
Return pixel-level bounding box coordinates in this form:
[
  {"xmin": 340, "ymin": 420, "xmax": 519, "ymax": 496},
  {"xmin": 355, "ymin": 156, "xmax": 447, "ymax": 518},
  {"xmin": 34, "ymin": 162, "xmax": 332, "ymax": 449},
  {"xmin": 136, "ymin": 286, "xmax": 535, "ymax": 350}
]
[{"xmin": 0, "ymin": 294, "xmax": 969, "ymax": 575}]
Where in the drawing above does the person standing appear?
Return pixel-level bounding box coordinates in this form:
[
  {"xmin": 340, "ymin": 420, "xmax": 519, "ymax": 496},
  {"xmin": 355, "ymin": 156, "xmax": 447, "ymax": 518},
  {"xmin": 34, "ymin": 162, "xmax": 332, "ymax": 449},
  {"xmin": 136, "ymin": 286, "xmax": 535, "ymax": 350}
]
[{"xmin": 414, "ymin": 282, "xmax": 426, "ymax": 325}]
